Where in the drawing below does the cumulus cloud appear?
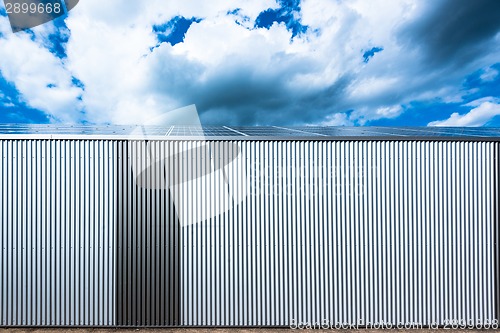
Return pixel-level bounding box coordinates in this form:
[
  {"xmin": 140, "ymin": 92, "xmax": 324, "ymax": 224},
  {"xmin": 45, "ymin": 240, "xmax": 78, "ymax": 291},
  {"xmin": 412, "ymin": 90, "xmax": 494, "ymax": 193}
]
[
  {"xmin": 480, "ymin": 66, "xmax": 499, "ymax": 82},
  {"xmin": 428, "ymin": 97, "xmax": 500, "ymax": 127},
  {"xmin": 319, "ymin": 113, "xmax": 353, "ymax": 126},
  {"xmin": 0, "ymin": 15, "xmax": 83, "ymax": 122},
  {"xmin": 0, "ymin": 91, "xmax": 14, "ymax": 107},
  {"xmin": 0, "ymin": 0, "xmax": 499, "ymax": 125}
]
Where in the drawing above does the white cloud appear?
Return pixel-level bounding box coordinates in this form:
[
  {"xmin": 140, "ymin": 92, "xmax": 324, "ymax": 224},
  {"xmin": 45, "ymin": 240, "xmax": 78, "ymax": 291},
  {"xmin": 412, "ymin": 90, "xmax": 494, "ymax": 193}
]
[
  {"xmin": 0, "ymin": 0, "xmax": 499, "ymax": 124},
  {"xmin": 464, "ymin": 96, "xmax": 500, "ymax": 107},
  {"xmin": 376, "ymin": 105, "xmax": 403, "ymax": 117},
  {"xmin": 61, "ymin": 0, "xmax": 322, "ymax": 124},
  {"xmin": 319, "ymin": 113, "xmax": 354, "ymax": 126},
  {"xmin": 480, "ymin": 66, "xmax": 499, "ymax": 82},
  {"xmin": 0, "ymin": 91, "xmax": 15, "ymax": 107},
  {"xmin": 350, "ymin": 104, "xmax": 403, "ymax": 125},
  {"xmin": 0, "ymin": 16, "xmax": 83, "ymax": 122},
  {"xmin": 428, "ymin": 99, "xmax": 500, "ymax": 127}
]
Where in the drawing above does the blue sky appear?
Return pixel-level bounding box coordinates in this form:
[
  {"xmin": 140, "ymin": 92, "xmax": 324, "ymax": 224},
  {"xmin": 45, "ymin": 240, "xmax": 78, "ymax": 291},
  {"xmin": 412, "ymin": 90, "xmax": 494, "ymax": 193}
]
[{"xmin": 0, "ymin": 0, "xmax": 499, "ymax": 126}]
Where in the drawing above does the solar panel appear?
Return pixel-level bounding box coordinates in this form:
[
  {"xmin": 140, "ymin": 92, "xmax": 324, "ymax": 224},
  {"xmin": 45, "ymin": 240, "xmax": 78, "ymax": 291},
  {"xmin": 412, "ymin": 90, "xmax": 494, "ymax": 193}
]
[
  {"xmin": 231, "ymin": 126, "xmax": 324, "ymax": 136},
  {"xmin": 0, "ymin": 124, "xmax": 499, "ymax": 139},
  {"xmin": 294, "ymin": 127, "xmax": 351, "ymax": 136}
]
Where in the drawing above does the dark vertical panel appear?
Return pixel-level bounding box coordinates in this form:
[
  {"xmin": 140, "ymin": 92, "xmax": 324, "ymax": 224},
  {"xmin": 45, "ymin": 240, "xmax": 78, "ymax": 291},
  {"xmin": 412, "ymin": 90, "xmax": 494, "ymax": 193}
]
[{"xmin": 116, "ymin": 140, "xmax": 180, "ymax": 326}]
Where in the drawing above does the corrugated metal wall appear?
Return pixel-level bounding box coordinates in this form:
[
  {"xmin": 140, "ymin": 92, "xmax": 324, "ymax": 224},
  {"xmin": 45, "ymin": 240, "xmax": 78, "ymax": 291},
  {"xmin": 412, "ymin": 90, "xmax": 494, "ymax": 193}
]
[
  {"xmin": 1, "ymin": 139, "xmax": 499, "ymax": 327},
  {"xmin": 0, "ymin": 140, "xmax": 116, "ymax": 326}
]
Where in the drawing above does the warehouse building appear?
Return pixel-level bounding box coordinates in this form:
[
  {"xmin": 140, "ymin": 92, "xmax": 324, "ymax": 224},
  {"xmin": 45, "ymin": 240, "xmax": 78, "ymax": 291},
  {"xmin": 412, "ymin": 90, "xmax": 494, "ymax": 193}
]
[{"xmin": 0, "ymin": 124, "xmax": 499, "ymax": 327}]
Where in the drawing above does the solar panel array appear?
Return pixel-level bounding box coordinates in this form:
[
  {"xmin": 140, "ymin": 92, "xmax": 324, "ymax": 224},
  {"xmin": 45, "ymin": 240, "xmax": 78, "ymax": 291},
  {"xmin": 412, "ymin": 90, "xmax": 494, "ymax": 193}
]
[{"xmin": 0, "ymin": 124, "xmax": 500, "ymax": 139}]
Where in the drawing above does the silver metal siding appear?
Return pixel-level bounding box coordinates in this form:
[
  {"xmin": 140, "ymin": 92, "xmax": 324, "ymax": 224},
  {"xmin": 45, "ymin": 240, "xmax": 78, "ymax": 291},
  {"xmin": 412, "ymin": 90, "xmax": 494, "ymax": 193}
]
[
  {"xmin": 0, "ymin": 139, "xmax": 499, "ymax": 327},
  {"xmin": 165, "ymin": 139, "xmax": 498, "ymax": 326},
  {"xmin": 0, "ymin": 140, "xmax": 116, "ymax": 326}
]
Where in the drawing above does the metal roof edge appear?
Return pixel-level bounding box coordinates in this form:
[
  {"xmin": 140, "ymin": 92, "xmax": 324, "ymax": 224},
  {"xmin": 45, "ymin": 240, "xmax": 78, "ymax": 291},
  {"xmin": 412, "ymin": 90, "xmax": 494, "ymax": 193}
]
[{"xmin": 1, "ymin": 134, "xmax": 500, "ymax": 141}]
